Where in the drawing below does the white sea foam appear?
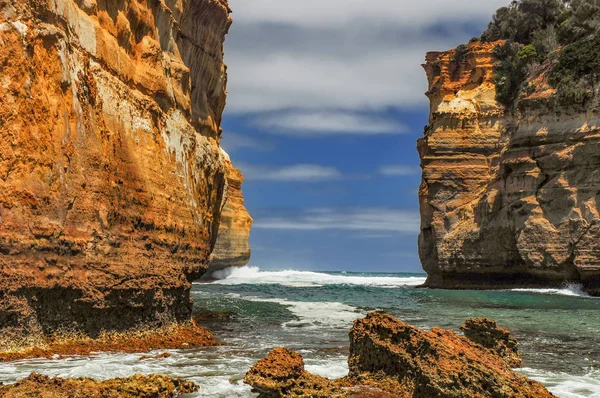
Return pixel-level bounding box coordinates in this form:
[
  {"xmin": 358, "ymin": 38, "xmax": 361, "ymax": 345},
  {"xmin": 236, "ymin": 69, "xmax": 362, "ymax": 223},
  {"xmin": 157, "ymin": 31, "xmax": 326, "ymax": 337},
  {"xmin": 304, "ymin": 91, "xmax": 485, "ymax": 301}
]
[
  {"xmin": 305, "ymin": 357, "xmax": 349, "ymax": 379},
  {"xmin": 519, "ymin": 368, "xmax": 600, "ymax": 398},
  {"xmin": 207, "ymin": 266, "xmax": 426, "ymax": 288},
  {"xmin": 511, "ymin": 284, "xmax": 591, "ymax": 298},
  {"xmin": 226, "ymin": 293, "xmax": 365, "ymax": 329}
]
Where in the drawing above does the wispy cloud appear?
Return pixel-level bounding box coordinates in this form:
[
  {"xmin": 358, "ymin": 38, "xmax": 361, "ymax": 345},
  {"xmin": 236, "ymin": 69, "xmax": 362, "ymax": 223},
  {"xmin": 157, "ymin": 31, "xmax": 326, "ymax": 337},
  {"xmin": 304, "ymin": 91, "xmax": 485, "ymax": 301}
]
[
  {"xmin": 231, "ymin": 0, "xmax": 510, "ymax": 29},
  {"xmin": 221, "ymin": 132, "xmax": 273, "ymax": 153},
  {"xmin": 254, "ymin": 111, "xmax": 407, "ymax": 135},
  {"xmin": 253, "ymin": 208, "xmax": 420, "ymax": 234},
  {"xmin": 240, "ymin": 163, "xmax": 343, "ymax": 182},
  {"xmin": 379, "ymin": 165, "xmax": 421, "ymax": 176},
  {"xmin": 225, "ymin": 0, "xmax": 507, "ymax": 114}
]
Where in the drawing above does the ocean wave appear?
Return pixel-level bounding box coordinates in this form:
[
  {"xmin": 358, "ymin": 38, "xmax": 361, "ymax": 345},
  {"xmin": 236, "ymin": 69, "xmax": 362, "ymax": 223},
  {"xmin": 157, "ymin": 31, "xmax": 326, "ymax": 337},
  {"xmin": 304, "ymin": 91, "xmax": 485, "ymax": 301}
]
[
  {"xmin": 511, "ymin": 284, "xmax": 591, "ymax": 298},
  {"xmin": 226, "ymin": 293, "xmax": 365, "ymax": 329},
  {"xmin": 207, "ymin": 266, "xmax": 427, "ymax": 288},
  {"xmin": 519, "ymin": 367, "xmax": 600, "ymax": 398}
]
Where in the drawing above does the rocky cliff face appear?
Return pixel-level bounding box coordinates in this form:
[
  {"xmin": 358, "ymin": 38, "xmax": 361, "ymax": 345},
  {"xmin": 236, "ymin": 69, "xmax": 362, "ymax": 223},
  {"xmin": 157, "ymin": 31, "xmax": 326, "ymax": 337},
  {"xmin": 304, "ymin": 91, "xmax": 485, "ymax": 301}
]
[
  {"xmin": 0, "ymin": 0, "xmax": 250, "ymax": 347},
  {"xmin": 208, "ymin": 150, "xmax": 252, "ymax": 273},
  {"xmin": 419, "ymin": 42, "xmax": 600, "ymax": 296}
]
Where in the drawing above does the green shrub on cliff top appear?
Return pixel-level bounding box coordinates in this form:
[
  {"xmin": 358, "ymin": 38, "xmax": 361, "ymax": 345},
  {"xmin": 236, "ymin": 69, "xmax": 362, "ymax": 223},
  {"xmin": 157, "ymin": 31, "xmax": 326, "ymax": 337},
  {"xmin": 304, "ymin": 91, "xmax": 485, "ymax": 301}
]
[
  {"xmin": 549, "ymin": 33, "xmax": 600, "ymax": 104},
  {"xmin": 480, "ymin": 0, "xmax": 600, "ymax": 108}
]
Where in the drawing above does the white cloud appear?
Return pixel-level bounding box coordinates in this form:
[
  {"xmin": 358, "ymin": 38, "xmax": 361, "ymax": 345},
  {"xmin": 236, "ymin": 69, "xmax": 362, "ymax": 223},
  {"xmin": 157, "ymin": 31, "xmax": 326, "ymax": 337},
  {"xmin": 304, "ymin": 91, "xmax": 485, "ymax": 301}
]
[
  {"xmin": 254, "ymin": 111, "xmax": 407, "ymax": 135},
  {"xmin": 253, "ymin": 208, "xmax": 420, "ymax": 234},
  {"xmin": 225, "ymin": 48, "xmax": 429, "ymax": 114},
  {"xmin": 224, "ymin": 0, "xmax": 507, "ymax": 114},
  {"xmin": 230, "ymin": 0, "xmax": 508, "ymax": 29},
  {"xmin": 379, "ymin": 165, "xmax": 421, "ymax": 176},
  {"xmin": 240, "ymin": 164, "xmax": 343, "ymax": 182},
  {"xmin": 221, "ymin": 132, "xmax": 273, "ymax": 152}
]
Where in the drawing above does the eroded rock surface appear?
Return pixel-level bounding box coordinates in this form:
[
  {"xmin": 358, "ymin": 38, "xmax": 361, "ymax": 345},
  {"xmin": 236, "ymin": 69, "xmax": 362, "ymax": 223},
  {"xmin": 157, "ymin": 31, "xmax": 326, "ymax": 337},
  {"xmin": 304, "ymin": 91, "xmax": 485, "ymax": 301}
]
[
  {"xmin": 0, "ymin": 0, "xmax": 250, "ymax": 349},
  {"xmin": 0, "ymin": 373, "xmax": 198, "ymax": 398},
  {"xmin": 244, "ymin": 313, "xmax": 552, "ymax": 398},
  {"xmin": 419, "ymin": 42, "xmax": 600, "ymax": 295},
  {"xmin": 208, "ymin": 150, "xmax": 253, "ymax": 273},
  {"xmin": 348, "ymin": 312, "xmax": 552, "ymax": 397},
  {"xmin": 461, "ymin": 317, "xmax": 522, "ymax": 368},
  {"xmin": 244, "ymin": 347, "xmax": 343, "ymax": 398}
]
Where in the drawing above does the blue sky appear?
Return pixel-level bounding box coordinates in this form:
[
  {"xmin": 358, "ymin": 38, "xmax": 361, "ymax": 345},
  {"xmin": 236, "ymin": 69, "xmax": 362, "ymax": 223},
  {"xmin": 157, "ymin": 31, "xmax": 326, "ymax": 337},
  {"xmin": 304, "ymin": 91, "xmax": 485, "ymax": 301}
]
[{"xmin": 221, "ymin": 1, "xmax": 507, "ymax": 273}]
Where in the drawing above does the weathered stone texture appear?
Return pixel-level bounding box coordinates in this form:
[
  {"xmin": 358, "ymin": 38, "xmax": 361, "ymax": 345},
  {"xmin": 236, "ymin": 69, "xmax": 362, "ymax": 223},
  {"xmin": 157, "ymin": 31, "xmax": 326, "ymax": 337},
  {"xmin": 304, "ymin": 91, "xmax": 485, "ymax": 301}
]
[
  {"xmin": 208, "ymin": 149, "xmax": 252, "ymax": 272},
  {"xmin": 0, "ymin": 0, "xmax": 250, "ymax": 347},
  {"xmin": 419, "ymin": 42, "xmax": 600, "ymax": 295}
]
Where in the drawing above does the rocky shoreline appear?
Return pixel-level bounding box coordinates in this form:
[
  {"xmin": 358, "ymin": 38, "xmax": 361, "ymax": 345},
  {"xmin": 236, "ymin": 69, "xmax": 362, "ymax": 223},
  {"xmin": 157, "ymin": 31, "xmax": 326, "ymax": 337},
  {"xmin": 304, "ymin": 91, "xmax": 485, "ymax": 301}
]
[
  {"xmin": 1, "ymin": 312, "xmax": 554, "ymax": 397},
  {"xmin": 0, "ymin": 373, "xmax": 198, "ymax": 398},
  {"xmin": 244, "ymin": 312, "xmax": 553, "ymax": 398}
]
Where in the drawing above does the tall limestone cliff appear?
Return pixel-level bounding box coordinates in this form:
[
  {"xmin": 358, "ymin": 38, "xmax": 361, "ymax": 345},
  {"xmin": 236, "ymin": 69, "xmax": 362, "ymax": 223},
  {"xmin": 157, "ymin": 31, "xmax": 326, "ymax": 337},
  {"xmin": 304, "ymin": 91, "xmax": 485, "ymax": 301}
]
[
  {"xmin": 208, "ymin": 149, "xmax": 253, "ymax": 273},
  {"xmin": 0, "ymin": 0, "xmax": 251, "ymax": 347},
  {"xmin": 419, "ymin": 41, "xmax": 600, "ymax": 296}
]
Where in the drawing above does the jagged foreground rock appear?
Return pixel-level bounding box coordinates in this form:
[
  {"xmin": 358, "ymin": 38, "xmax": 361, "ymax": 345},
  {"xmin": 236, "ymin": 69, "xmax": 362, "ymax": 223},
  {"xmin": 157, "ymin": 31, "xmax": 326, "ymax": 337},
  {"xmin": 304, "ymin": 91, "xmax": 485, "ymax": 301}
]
[
  {"xmin": 244, "ymin": 312, "xmax": 553, "ymax": 398},
  {"xmin": 0, "ymin": 0, "xmax": 250, "ymax": 350},
  {"xmin": 0, "ymin": 373, "xmax": 198, "ymax": 398},
  {"xmin": 419, "ymin": 41, "xmax": 600, "ymax": 295}
]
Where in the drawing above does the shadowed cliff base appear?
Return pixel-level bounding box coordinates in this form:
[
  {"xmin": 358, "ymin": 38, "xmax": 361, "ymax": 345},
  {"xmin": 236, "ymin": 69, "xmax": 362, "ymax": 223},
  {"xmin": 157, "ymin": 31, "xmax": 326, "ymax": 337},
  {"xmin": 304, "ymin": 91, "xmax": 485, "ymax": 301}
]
[
  {"xmin": 422, "ymin": 272, "xmax": 598, "ymax": 296},
  {"xmin": 0, "ymin": 320, "xmax": 218, "ymax": 363},
  {"xmin": 244, "ymin": 312, "xmax": 553, "ymax": 398},
  {"xmin": 0, "ymin": 373, "xmax": 198, "ymax": 398}
]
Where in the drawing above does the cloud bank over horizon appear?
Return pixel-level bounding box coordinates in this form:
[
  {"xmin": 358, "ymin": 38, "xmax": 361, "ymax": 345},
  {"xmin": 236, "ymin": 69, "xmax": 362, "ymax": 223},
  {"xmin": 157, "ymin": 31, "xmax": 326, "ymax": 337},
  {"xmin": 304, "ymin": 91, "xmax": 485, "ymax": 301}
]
[{"xmin": 222, "ymin": 0, "xmax": 506, "ymax": 272}]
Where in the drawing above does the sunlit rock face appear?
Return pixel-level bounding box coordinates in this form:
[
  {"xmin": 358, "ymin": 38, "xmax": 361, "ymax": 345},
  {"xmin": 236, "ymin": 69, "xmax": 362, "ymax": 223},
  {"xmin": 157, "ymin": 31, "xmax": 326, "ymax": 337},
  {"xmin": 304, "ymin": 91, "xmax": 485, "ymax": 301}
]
[
  {"xmin": 419, "ymin": 42, "xmax": 600, "ymax": 296},
  {"xmin": 0, "ymin": 0, "xmax": 250, "ymax": 346},
  {"xmin": 208, "ymin": 150, "xmax": 253, "ymax": 273}
]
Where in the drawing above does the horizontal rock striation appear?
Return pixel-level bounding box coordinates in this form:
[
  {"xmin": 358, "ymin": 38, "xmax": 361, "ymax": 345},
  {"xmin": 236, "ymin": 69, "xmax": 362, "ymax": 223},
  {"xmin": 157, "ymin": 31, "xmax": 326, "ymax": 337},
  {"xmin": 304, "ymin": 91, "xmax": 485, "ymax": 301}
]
[
  {"xmin": 0, "ymin": 0, "xmax": 250, "ymax": 348},
  {"xmin": 418, "ymin": 42, "xmax": 600, "ymax": 295},
  {"xmin": 207, "ymin": 150, "xmax": 252, "ymax": 273}
]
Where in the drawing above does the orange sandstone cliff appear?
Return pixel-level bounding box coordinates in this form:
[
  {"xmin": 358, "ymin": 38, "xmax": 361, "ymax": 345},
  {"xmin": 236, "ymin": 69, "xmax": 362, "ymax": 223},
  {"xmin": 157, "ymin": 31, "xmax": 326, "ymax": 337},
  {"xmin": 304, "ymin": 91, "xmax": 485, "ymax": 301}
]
[
  {"xmin": 208, "ymin": 150, "xmax": 253, "ymax": 273},
  {"xmin": 419, "ymin": 42, "xmax": 600, "ymax": 296},
  {"xmin": 0, "ymin": 0, "xmax": 251, "ymax": 348}
]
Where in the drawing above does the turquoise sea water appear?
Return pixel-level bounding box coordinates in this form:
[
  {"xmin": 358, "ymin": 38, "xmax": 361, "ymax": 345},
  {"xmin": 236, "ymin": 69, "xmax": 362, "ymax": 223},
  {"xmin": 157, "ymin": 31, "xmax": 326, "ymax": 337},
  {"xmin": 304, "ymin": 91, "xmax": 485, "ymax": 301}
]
[{"xmin": 1, "ymin": 267, "xmax": 599, "ymax": 397}]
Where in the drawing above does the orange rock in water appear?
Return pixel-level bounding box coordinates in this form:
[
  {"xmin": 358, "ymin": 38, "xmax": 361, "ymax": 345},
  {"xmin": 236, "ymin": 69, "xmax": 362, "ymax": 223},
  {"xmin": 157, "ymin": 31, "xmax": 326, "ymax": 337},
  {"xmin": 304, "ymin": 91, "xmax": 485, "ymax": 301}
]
[
  {"xmin": 245, "ymin": 313, "xmax": 554, "ymax": 398},
  {"xmin": 348, "ymin": 312, "xmax": 553, "ymax": 397},
  {"xmin": 460, "ymin": 317, "xmax": 522, "ymax": 368},
  {"xmin": 0, "ymin": 321, "xmax": 217, "ymax": 362},
  {"xmin": 0, "ymin": 373, "xmax": 198, "ymax": 398}
]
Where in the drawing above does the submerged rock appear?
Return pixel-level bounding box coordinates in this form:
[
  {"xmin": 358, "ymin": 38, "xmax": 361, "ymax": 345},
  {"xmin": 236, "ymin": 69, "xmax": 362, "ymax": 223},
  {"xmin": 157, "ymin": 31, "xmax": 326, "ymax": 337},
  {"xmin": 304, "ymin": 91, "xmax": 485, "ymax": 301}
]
[
  {"xmin": 460, "ymin": 317, "xmax": 522, "ymax": 368},
  {"xmin": 0, "ymin": 373, "xmax": 198, "ymax": 398},
  {"xmin": 245, "ymin": 313, "xmax": 554, "ymax": 397}
]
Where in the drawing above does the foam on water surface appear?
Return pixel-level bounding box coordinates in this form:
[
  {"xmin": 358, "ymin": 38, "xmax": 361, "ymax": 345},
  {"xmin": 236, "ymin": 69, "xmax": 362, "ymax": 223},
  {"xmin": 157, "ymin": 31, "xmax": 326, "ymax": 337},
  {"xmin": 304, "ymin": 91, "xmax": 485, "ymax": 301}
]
[
  {"xmin": 2, "ymin": 269, "xmax": 599, "ymax": 398},
  {"xmin": 207, "ymin": 266, "xmax": 427, "ymax": 288},
  {"xmin": 511, "ymin": 284, "xmax": 591, "ymax": 298},
  {"xmin": 520, "ymin": 368, "xmax": 600, "ymax": 398},
  {"xmin": 225, "ymin": 293, "xmax": 365, "ymax": 329}
]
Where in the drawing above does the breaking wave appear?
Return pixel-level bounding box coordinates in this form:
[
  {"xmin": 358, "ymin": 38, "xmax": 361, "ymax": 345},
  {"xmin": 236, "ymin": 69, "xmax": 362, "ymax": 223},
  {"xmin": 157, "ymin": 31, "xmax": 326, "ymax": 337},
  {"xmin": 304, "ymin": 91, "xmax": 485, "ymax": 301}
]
[{"xmin": 206, "ymin": 266, "xmax": 427, "ymax": 288}]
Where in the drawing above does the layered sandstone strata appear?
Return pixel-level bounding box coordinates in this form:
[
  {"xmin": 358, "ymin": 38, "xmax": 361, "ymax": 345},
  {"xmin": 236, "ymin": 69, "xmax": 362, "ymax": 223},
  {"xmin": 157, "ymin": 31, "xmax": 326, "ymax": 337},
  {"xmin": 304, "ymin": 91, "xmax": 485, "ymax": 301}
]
[
  {"xmin": 0, "ymin": 0, "xmax": 250, "ymax": 348},
  {"xmin": 208, "ymin": 150, "xmax": 252, "ymax": 273},
  {"xmin": 419, "ymin": 42, "xmax": 600, "ymax": 295}
]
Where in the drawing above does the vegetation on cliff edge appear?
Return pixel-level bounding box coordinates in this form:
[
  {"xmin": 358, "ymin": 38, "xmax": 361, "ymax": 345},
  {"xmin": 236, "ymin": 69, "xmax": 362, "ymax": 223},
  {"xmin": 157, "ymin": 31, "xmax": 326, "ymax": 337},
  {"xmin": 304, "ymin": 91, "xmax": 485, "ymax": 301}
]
[{"xmin": 478, "ymin": 0, "xmax": 600, "ymax": 108}]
